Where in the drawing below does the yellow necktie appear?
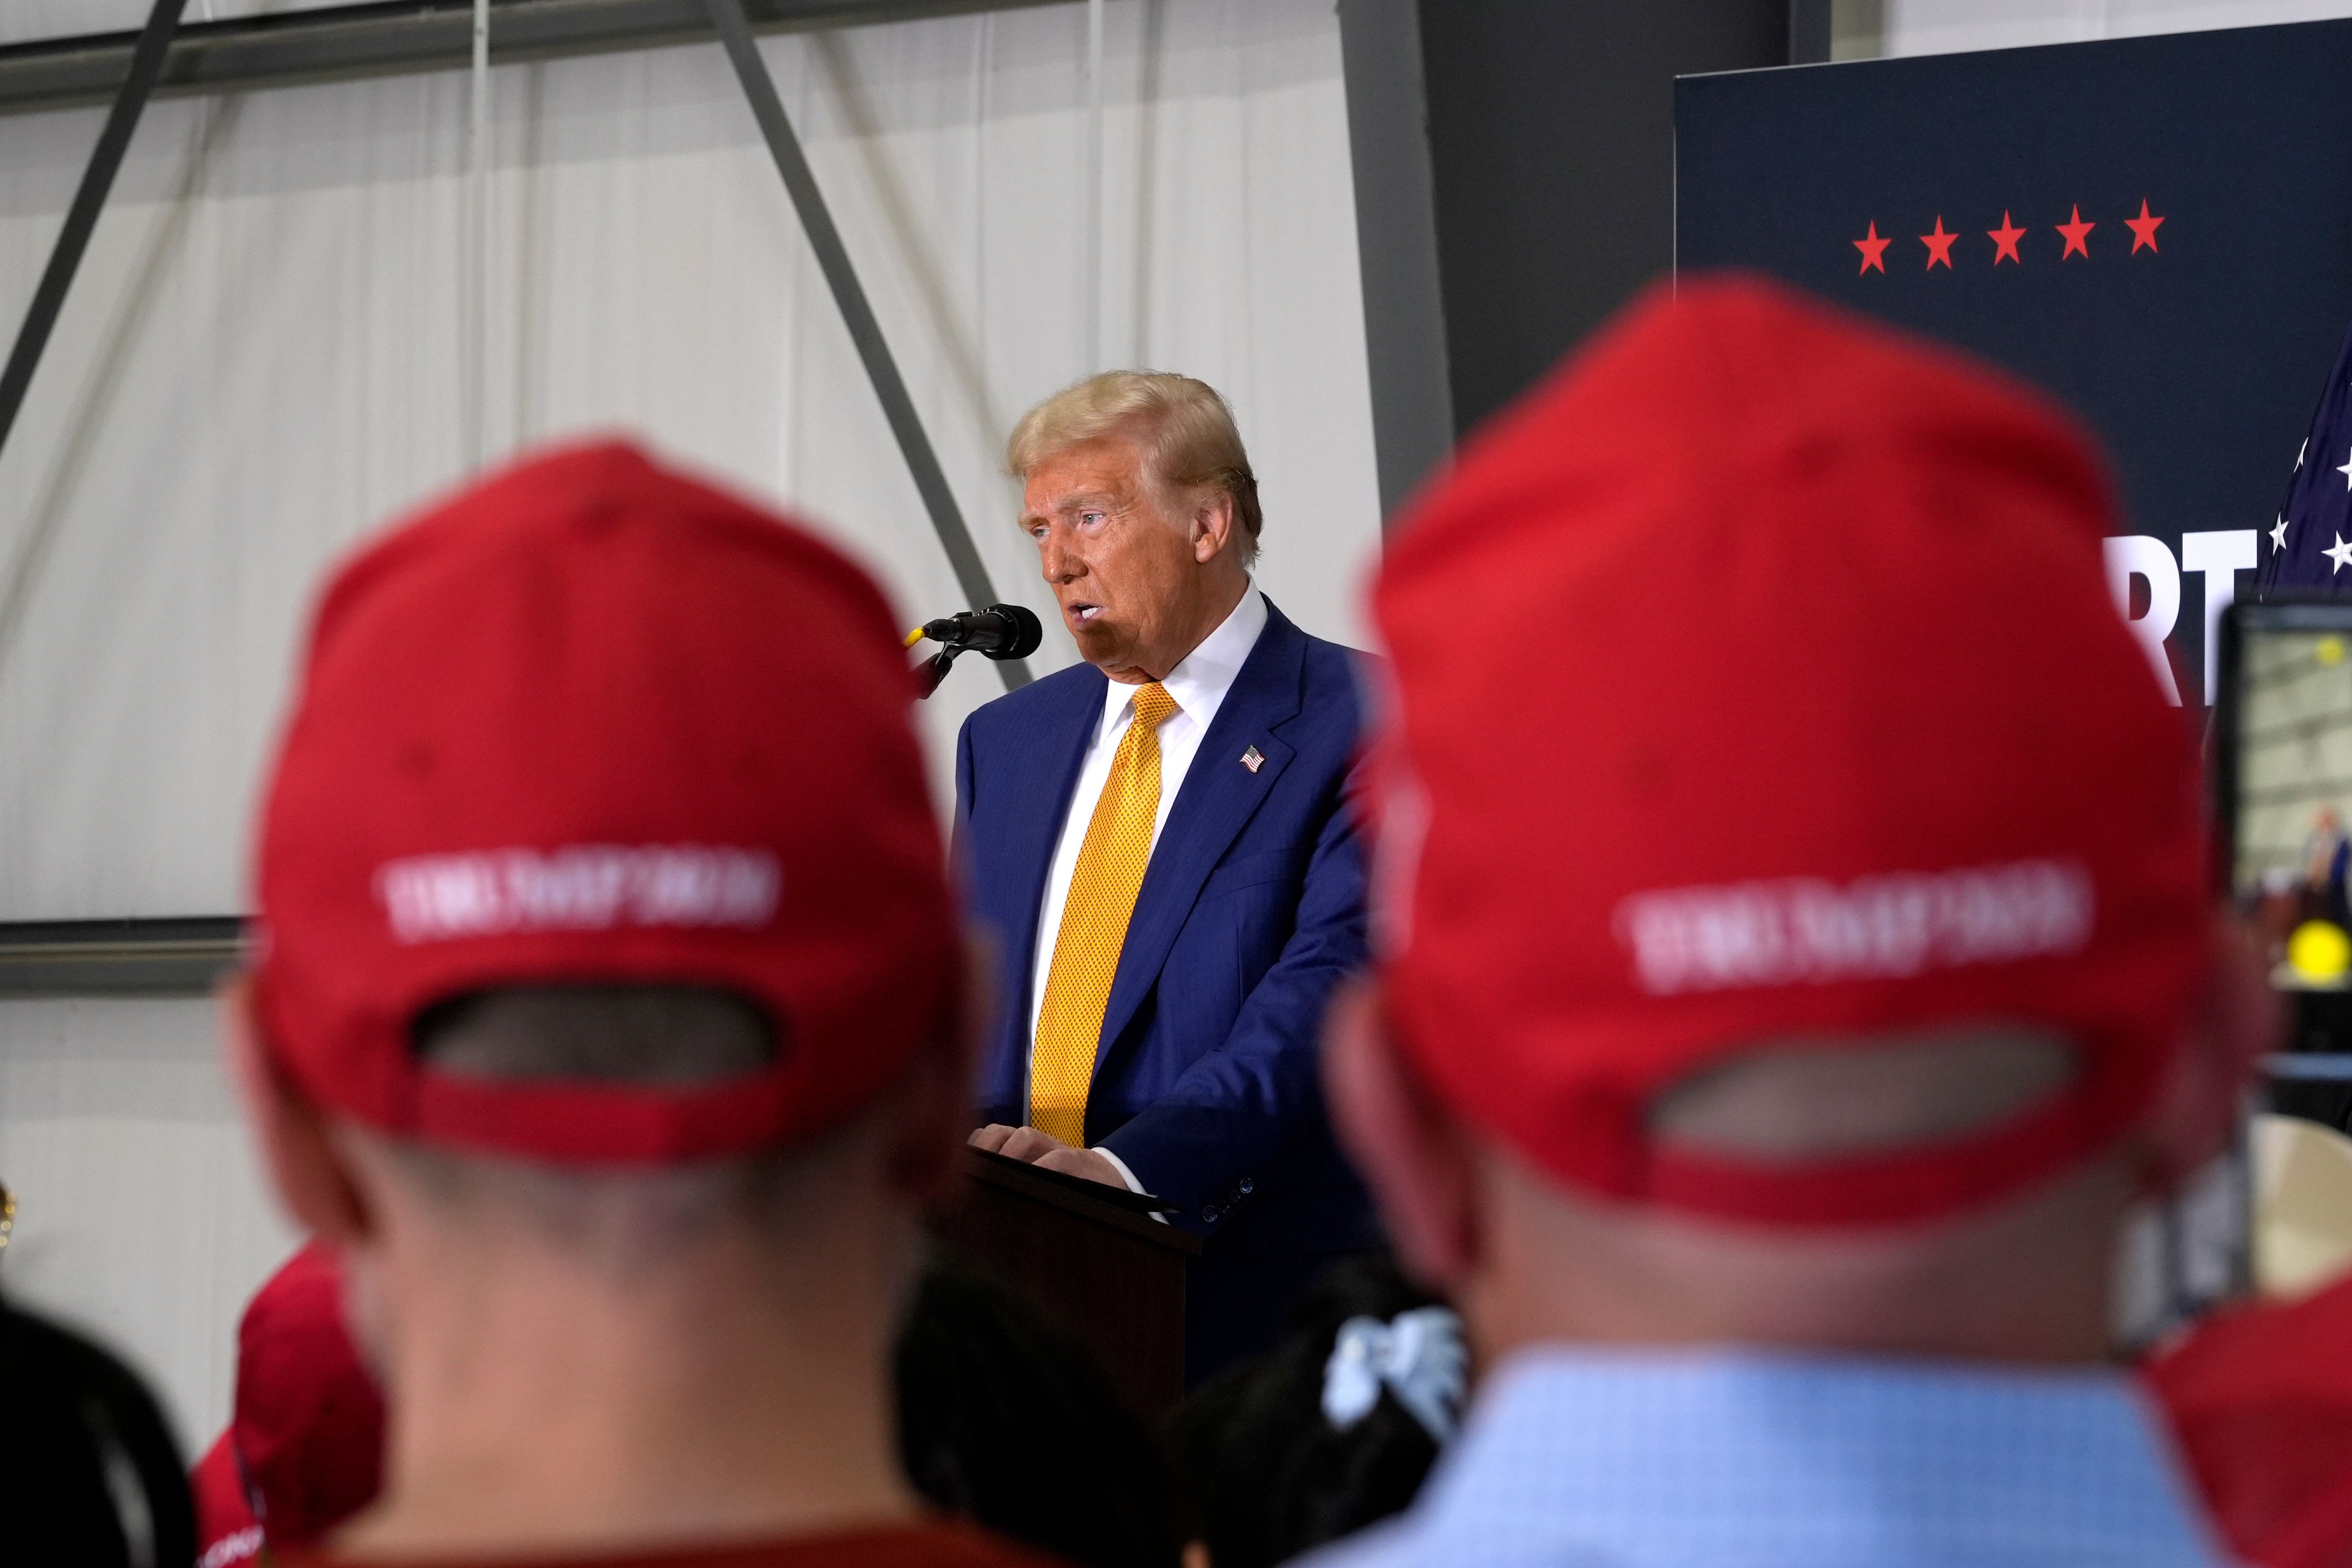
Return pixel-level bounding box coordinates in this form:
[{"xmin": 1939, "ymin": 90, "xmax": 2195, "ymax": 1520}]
[{"xmin": 1030, "ymin": 681, "xmax": 1181, "ymax": 1148}]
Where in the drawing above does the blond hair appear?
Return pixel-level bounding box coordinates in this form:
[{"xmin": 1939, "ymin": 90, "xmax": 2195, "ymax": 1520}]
[{"xmin": 1006, "ymin": 371, "xmax": 1262, "ymax": 565}]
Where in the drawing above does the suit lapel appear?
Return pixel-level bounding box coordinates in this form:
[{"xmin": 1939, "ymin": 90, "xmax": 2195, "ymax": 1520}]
[
  {"xmin": 997, "ymin": 669, "xmax": 1106, "ymax": 1041},
  {"xmin": 1094, "ymin": 603, "xmax": 1308, "ymax": 1060}
]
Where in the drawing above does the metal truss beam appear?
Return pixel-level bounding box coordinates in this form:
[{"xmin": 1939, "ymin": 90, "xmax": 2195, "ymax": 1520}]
[
  {"xmin": 705, "ymin": 0, "xmax": 1028, "ymax": 688},
  {"xmin": 0, "ymin": 917, "xmax": 241, "ymax": 995},
  {"xmin": 0, "ymin": 0, "xmax": 185, "ymax": 472},
  {"xmin": 0, "ymin": 0, "xmax": 1058, "ymax": 119},
  {"xmin": 0, "ymin": 0, "xmax": 1053, "ymax": 982}
]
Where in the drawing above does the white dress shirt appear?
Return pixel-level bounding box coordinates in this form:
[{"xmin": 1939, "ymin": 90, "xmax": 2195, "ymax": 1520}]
[{"xmin": 1024, "ymin": 583, "xmax": 1269, "ymax": 1184}]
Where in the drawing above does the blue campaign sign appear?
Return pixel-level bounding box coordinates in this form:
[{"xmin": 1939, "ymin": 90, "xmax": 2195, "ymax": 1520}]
[{"xmin": 1675, "ymin": 20, "xmax": 2352, "ymax": 712}]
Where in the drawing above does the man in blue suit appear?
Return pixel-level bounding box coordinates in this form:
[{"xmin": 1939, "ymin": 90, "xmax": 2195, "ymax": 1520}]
[{"xmin": 960, "ymin": 371, "xmax": 1380, "ymax": 1379}]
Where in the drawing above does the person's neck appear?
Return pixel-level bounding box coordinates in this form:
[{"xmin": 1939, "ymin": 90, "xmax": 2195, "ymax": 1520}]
[
  {"xmin": 1109, "ymin": 570, "xmax": 1250, "ymax": 685},
  {"xmin": 339, "ymin": 1243, "xmax": 916, "ymax": 1560},
  {"xmin": 1466, "ymin": 1154, "xmax": 2132, "ymax": 1370}
]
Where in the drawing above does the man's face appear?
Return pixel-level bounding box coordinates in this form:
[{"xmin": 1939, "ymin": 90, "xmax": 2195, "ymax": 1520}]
[{"xmin": 1020, "ymin": 437, "xmax": 1219, "ymax": 684}]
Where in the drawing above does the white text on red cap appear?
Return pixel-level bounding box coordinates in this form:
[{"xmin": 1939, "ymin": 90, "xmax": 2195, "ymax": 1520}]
[
  {"xmin": 1613, "ymin": 859, "xmax": 2094, "ymax": 997},
  {"xmin": 375, "ymin": 846, "xmax": 780, "ymax": 944}
]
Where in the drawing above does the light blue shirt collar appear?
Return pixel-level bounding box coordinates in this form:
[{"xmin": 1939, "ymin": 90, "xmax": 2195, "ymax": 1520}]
[{"xmin": 1300, "ymin": 1345, "xmax": 2223, "ymax": 1568}]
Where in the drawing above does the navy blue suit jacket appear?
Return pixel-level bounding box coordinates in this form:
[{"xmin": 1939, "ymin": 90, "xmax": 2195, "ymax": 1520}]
[{"xmin": 954, "ymin": 600, "xmax": 1379, "ymax": 1367}]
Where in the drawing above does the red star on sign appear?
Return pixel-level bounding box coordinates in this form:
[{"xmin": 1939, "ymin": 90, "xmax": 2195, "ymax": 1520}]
[
  {"xmin": 1920, "ymin": 216, "xmax": 1958, "ymax": 270},
  {"xmin": 1988, "ymin": 211, "xmax": 2026, "ymax": 265},
  {"xmin": 2057, "ymin": 203, "xmax": 2095, "ymax": 258},
  {"xmin": 1853, "ymin": 220, "xmax": 1891, "ymax": 275},
  {"xmin": 2125, "ymin": 198, "xmax": 2165, "ymax": 254}
]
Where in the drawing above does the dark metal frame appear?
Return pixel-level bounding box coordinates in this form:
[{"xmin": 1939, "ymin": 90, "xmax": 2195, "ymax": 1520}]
[
  {"xmin": 0, "ymin": 0, "xmax": 186, "ymax": 464},
  {"xmin": 703, "ymin": 0, "xmax": 1027, "ymax": 686},
  {"xmin": 1, "ymin": 0, "xmax": 1063, "ymax": 991},
  {"xmin": 0, "ymin": 918, "xmax": 242, "ymax": 995},
  {"xmin": 0, "ymin": 0, "xmax": 1035, "ymax": 692},
  {"xmin": 1333, "ymin": 0, "xmax": 1454, "ymax": 522},
  {"xmin": 0, "ymin": 0, "xmax": 1058, "ymax": 118}
]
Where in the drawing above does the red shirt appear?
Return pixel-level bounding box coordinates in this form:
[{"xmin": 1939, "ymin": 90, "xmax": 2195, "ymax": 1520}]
[
  {"xmin": 2144, "ymin": 1275, "xmax": 2352, "ymax": 1568},
  {"xmin": 277, "ymin": 1522, "xmax": 1065, "ymax": 1568}
]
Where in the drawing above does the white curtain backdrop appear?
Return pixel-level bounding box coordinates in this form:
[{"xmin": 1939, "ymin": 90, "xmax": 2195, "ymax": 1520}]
[
  {"xmin": 1842, "ymin": 0, "xmax": 2352, "ymax": 57},
  {"xmin": 0, "ymin": 0, "xmax": 1379, "ymax": 1448}
]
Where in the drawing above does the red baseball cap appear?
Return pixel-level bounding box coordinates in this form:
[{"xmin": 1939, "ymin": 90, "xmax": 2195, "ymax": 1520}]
[
  {"xmin": 1368, "ymin": 275, "xmax": 2211, "ymax": 1226},
  {"xmin": 231, "ymin": 1243, "xmax": 383, "ymax": 1547},
  {"xmin": 251, "ymin": 440, "xmax": 956, "ymax": 1163},
  {"xmin": 189, "ymin": 1434, "xmax": 262, "ymax": 1566},
  {"xmin": 2147, "ymin": 1275, "xmax": 2352, "ymax": 1568}
]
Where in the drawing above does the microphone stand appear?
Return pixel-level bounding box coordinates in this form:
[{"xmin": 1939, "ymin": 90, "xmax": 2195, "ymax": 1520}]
[{"xmin": 913, "ymin": 645, "xmax": 962, "ymax": 699}]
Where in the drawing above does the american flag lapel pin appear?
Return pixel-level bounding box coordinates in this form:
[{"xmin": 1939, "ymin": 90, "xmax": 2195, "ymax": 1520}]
[{"xmin": 1240, "ymin": 745, "xmax": 1265, "ymax": 774}]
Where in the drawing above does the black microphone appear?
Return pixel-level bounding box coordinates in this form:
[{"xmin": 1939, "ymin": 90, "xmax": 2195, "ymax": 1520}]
[{"xmin": 921, "ymin": 603, "xmax": 1042, "ymax": 662}]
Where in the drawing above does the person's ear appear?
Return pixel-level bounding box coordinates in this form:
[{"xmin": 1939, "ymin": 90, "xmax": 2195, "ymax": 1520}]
[
  {"xmin": 2139, "ymin": 910, "xmax": 2281, "ymax": 1193},
  {"xmin": 1322, "ymin": 976, "xmax": 1483, "ymax": 1293},
  {"xmin": 219, "ymin": 973, "xmax": 372, "ymax": 1243},
  {"xmin": 1191, "ymin": 489, "xmax": 1236, "ymax": 564},
  {"xmin": 885, "ymin": 927, "xmax": 994, "ymax": 1202}
]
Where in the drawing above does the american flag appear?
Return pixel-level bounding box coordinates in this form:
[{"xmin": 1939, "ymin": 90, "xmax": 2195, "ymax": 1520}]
[{"xmin": 2258, "ymin": 320, "xmax": 2352, "ymax": 597}]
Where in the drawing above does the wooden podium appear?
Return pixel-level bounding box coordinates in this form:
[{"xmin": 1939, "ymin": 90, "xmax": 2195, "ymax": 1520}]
[{"xmin": 928, "ymin": 1147, "xmax": 1201, "ymax": 1417}]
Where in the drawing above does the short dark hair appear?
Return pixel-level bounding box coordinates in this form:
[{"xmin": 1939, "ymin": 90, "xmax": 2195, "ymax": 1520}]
[
  {"xmin": 894, "ymin": 1261, "xmax": 1185, "ymax": 1568},
  {"xmin": 411, "ymin": 985, "xmax": 778, "ymax": 1084},
  {"xmin": 396, "ymin": 986, "xmax": 800, "ymax": 1239},
  {"xmin": 1164, "ymin": 1255, "xmax": 1449, "ymax": 1568}
]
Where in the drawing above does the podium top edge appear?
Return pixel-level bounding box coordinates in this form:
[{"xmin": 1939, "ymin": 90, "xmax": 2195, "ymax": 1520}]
[{"xmin": 958, "ymin": 1148, "xmax": 1204, "ymax": 1257}]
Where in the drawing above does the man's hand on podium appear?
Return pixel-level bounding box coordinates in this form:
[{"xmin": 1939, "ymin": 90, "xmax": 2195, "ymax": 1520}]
[{"xmin": 968, "ymin": 1124, "xmax": 1125, "ymax": 1188}]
